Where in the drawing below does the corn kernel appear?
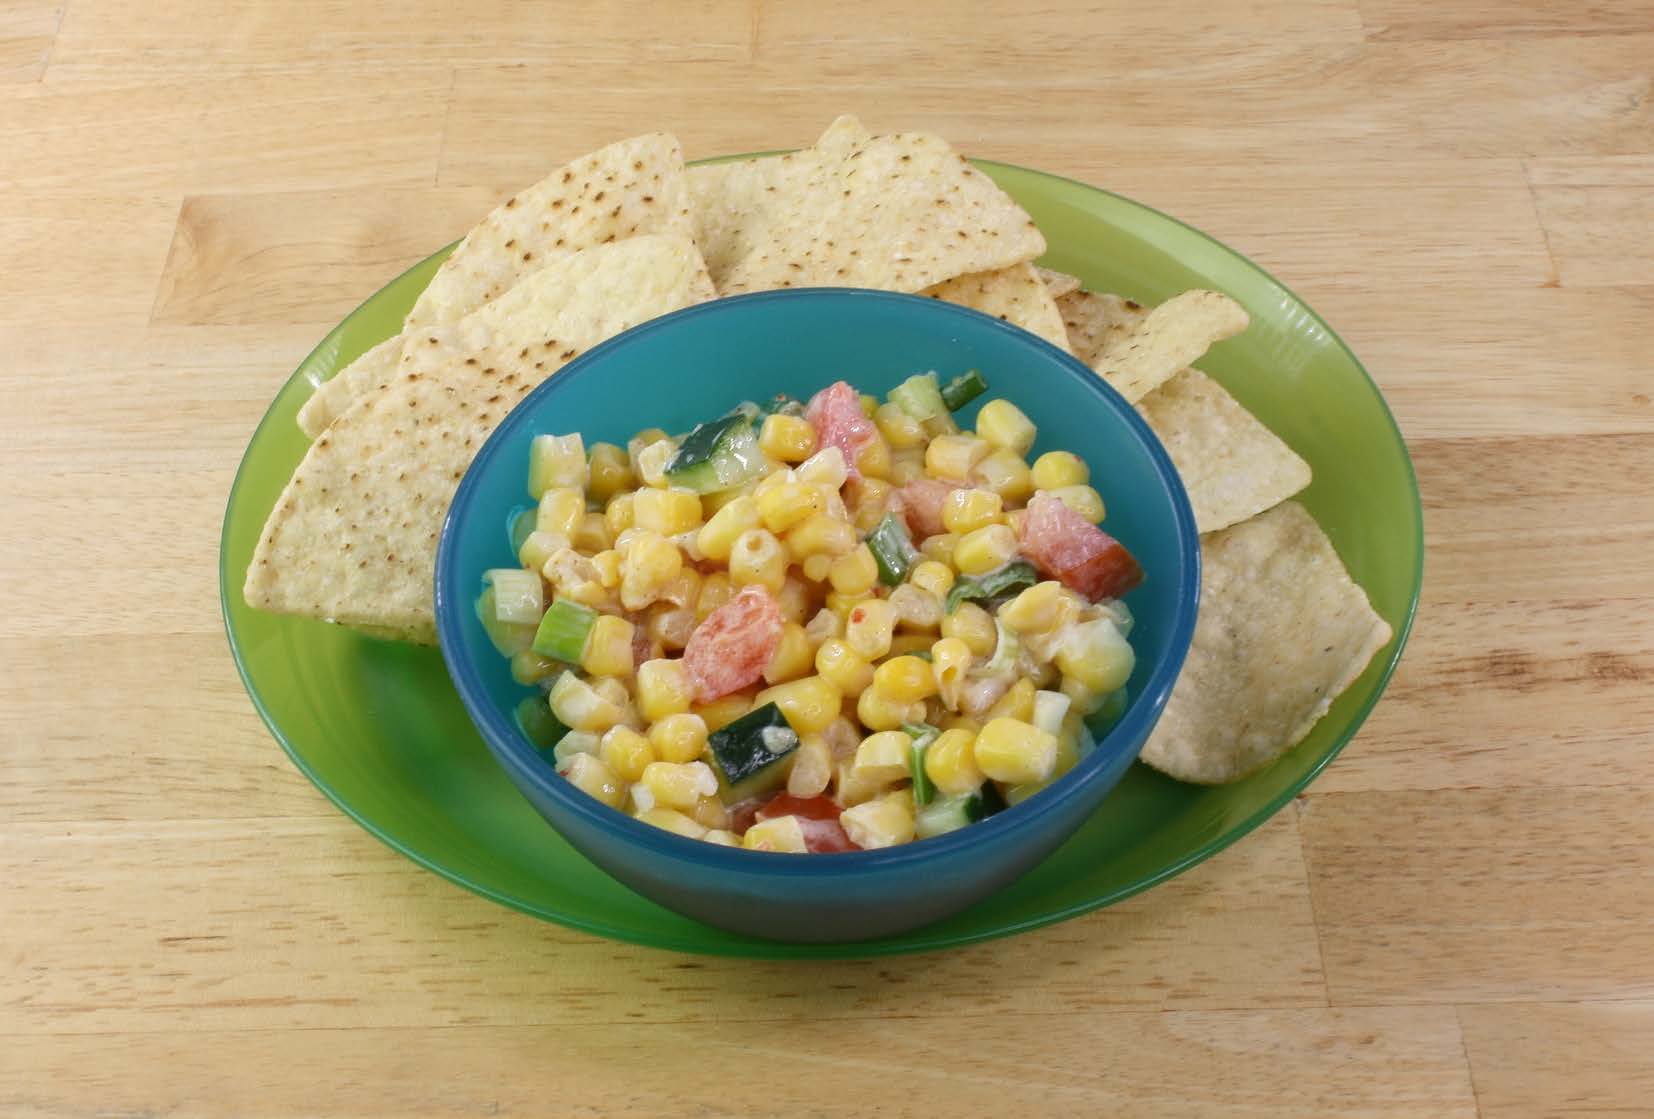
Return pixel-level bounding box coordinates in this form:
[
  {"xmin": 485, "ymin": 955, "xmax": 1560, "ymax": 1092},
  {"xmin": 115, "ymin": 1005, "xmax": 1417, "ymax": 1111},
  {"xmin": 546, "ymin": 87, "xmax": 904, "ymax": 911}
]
[
  {"xmin": 939, "ymin": 601, "xmax": 996, "ymax": 657},
  {"xmin": 702, "ymin": 828, "xmax": 740, "ymax": 846},
  {"xmin": 833, "ymin": 758, "xmax": 887, "ymax": 806},
  {"xmin": 634, "ymin": 438, "xmax": 678, "ymax": 488},
  {"xmin": 975, "ymin": 399, "xmax": 1037, "ymax": 455},
  {"xmin": 930, "ymin": 637, "xmax": 973, "ymax": 710},
  {"xmin": 600, "ymin": 725, "xmax": 655, "ymax": 782},
  {"xmin": 619, "ymin": 531, "xmax": 683, "ymax": 611},
  {"xmin": 888, "ymin": 584, "xmax": 943, "ymax": 633},
  {"xmin": 690, "ymin": 793, "xmax": 731, "ymax": 830},
  {"xmin": 536, "ymin": 487, "xmax": 585, "ymax": 537},
  {"xmin": 764, "ymin": 622, "xmax": 815, "ymax": 685},
  {"xmin": 728, "ymin": 528, "xmax": 788, "ymax": 593},
  {"xmin": 853, "ymin": 730, "xmax": 914, "ymax": 783},
  {"xmin": 756, "ymin": 481, "xmax": 824, "ymax": 534},
  {"xmin": 825, "ymin": 589, "xmax": 872, "ymax": 620},
  {"xmin": 580, "ymin": 614, "xmax": 635, "ymax": 677},
  {"xmin": 1054, "ymin": 618, "xmax": 1135, "ymax": 695},
  {"xmin": 987, "ymin": 677, "xmax": 1038, "ymax": 723},
  {"xmin": 510, "ymin": 650, "xmax": 560, "ymax": 686},
  {"xmin": 846, "ymin": 477, "xmax": 895, "ymax": 533},
  {"xmin": 858, "ymin": 393, "xmax": 878, "ymax": 416},
  {"xmin": 872, "ymin": 655, "xmax": 938, "ymax": 704},
  {"xmin": 953, "ymin": 523, "xmax": 1018, "ymax": 576},
  {"xmin": 633, "ymin": 487, "xmax": 703, "ymax": 536},
  {"xmin": 755, "ymin": 675, "xmax": 842, "ymax": 735},
  {"xmin": 805, "ymin": 607, "xmax": 843, "ymax": 644},
  {"xmin": 873, "ymin": 402, "xmax": 926, "ymax": 448},
  {"xmin": 559, "ymin": 752, "xmax": 624, "ymax": 808},
  {"xmin": 924, "ymin": 727, "xmax": 984, "ymax": 796},
  {"xmin": 971, "ymin": 448, "xmax": 1035, "ymax": 504},
  {"xmin": 1031, "ymin": 450, "xmax": 1089, "ymax": 491},
  {"xmin": 839, "ymin": 790, "xmax": 915, "ymax": 850},
  {"xmin": 604, "ymin": 491, "xmax": 635, "ymax": 537},
  {"xmin": 844, "ymin": 597, "xmax": 897, "ymax": 660},
  {"xmin": 518, "ymin": 529, "xmax": 566, "ymax": 573},
  {"xmin": 634, "ymin": 658, "xmax": 692, "ymax": 721},
  {"xmin": 801, "ymin": 553, "xmax": 834, "ymax": 583},
  {"xmin": 999, "ymin": 580, "xmax": 1070, "ymax": 634},
  {"xmin": 529, "ymin": 433, "xmax": 588, "ymax": 497},
  {"xmin": 787, "ymin": 733, "xmax": 834, "ymax": 797},
  {"xmin": 855, "ymin": 433, "xmax": 892, "ymax": 479},
  {"xmin": 572, "ymin": 511, "xmax": 612, "ymax": 554},
  {"xmin": 696, "ymin": 571, "xmax": 734, "ymax": 620},
  {"xmin": 758, "ymin": 413, "xmax": 817, "ymax": 462},
  {"xmin": 649, "ymin": 712, "xmax": 710, "ymax": 763},
  {"xmin": 974, "ymin": 717, "xmax": 1058, "ymax": 784},
  {"xmin": 549, "ymin": 672, "xmax": 627, "ymax": 733},
  {"xmin": 785, "ymin": 513, "xmax": 857, "ymax": 561},
  {"xmin": 587, "ymin": 442, "xmax": 633, "ymax": 503},
  {"xmin": 827, "ymin": 544, "xmax": 879, "ymax": 596},
  {"xmin": 941, "ymin": 487, "xmax": 1004, "ymax": 535},
  {"xmin": 919, "ymin": 533, "xmax": 957, "ymax": 567},
  {"xmin": 886, "ymin": 633, "xmax": 936, "ymax": 658},
  {"xmin": 924, "ymin": 433, "xmax": 990, "ymax": 481},
  {"xmin": 636, "ymin": 760, "xmax": 718, "ymax": 811},
  {"xmin": 1048, "ymin": 484, "xmax": 1106, "ymax": 523},
  {"xmin": 908, "ymin": 560, "xmax": 955, "ymax": 599},
  {"xmin": 635, "ymin": 807, "xmax": 707, "ymax": 839},
  {"xmin": 814, "ymin": 638, "xmax": 874, "ymax": 696},
  {"xmin": 628, "ymin": 427, "xmax": 669, "ymax": 464},
  {"xmin": 857, "ymin": 685, "xmax": 922, "ymax": 732},
  {"xmin": 743, "ymin": 814, "xmax": 808, "ymax": 853},
  {"xmin": 889, "ymin": 447, "xmax": 928, "ymax": 485},
  {"xmin": 691, "ymin": 691, "xmax": 752, "ymax": 733},
  {"xmin": 797, "ymin": 446, "xmax": 849, "ymax": 489}
]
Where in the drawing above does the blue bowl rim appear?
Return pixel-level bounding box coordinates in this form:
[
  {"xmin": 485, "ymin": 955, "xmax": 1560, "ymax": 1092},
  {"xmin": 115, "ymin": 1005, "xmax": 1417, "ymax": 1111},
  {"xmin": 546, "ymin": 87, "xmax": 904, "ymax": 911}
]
[{"xmin": 433, "ymin": 286, "xmax": 1201, "ymax": 876}]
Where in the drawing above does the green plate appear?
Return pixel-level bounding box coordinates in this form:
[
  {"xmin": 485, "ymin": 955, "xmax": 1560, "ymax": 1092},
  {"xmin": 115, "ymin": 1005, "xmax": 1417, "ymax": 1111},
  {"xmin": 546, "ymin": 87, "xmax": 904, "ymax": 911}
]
[{"xmin": 220, "ymin": 160, "xmax": 1421, "ymax": 958}]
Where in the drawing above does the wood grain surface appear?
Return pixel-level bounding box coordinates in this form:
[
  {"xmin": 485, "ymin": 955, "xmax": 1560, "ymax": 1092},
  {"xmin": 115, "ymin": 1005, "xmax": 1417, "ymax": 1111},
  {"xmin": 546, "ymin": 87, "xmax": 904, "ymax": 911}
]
[{"xmin": 2, "ymin": 2, "xmax": 1650, "ymax": 1115}]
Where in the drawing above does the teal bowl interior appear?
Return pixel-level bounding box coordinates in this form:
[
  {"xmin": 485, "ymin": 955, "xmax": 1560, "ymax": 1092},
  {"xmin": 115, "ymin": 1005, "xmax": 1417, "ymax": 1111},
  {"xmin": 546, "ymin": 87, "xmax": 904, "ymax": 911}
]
[{"xmin": 434, "ymin": 288, "xmax": 1199, "ymax": 942}]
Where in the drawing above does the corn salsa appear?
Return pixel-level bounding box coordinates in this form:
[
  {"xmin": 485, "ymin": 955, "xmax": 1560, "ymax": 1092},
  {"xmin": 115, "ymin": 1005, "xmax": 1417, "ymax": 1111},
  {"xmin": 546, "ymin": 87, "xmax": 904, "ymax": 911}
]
[{"xmin": 476, "ymin": 371, "xmax": 1143, "ymax": 853}]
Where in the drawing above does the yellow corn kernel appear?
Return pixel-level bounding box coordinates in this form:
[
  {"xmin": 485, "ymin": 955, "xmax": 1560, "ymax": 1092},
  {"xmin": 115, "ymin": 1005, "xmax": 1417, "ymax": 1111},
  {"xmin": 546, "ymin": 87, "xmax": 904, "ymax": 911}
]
[
  {"xmin": 518, "ymin": 529, "xmax": 566, "ymax": 573},
  {"xmin": 696, "ymin": 571, "xmax": 734, "ymax": 620},
  {"xmin": 728, "ymin": 528, "xmax": 787, "ymax": 593},
  {"xmin": 855, "ymin": 433, "xmax": 892, "ymax": 479},
  {"xmin": 941, "ymin": 713, "xmax": 982, "ymax": 735},
  {"xmin": 786, "ymin": 733, "xmax": 833, "ymax": 797},
  {"xmin": 691, "ymin": 691, "xmax": 752, "ymax": 732},
  {"xmin": 987, "ymin": 677, "xmax": 1038, "ymax": 723},
  {"xmin": 888, "ymin": 584, "xmax": 943, "ymax": 633},
  {"xmin": 839, "ymin": 790, "xmax": 915, "ymax": 850},
  {"xmin": 690, "ymin": 793, "xmax": 731, "ymax": 831},
  {"xmin": 785, "ymin": 513, "xmax": 857, "ymax": 561},
  {"xmin": 659, "ymin": 568, "xmax": 701, "ymax": 613},
  {"xmin": 832, "ymin": 758, "xmax": 885, "ymax": 807},
  {"xmin": 844, "ymin": 597, "xmax": 897, "ymax": 660},
  {"xmin": 941, "ymin": 487, "xmax": 1004, "ymax": 535},
  {"xmin": 529, "ymin": 433, "xmax": 587, "ymax": 497},
  {"xmin": 918, "ymin": 533, "xmax": 958, "ymax": 567},
  {"xmin": 754, "ymin": 481, "xmax": 823, "ymax": 535},
  {"xmin": 779, "ymin": 576, "xmax": 815, "ymax": 628},
  {"xmin": 847, "ymin": 477, "xmax": 895, "ymax": 533},
  {"xmin": 887, "ymin": 633, "xmax": 936, "ymax": 658},
  {"xmin": 1031, "ymin": 450, "xmax": 1089, "ymax": 491},
  {"xmin": 619, "ymin": 531, "xmax": 683, "ymax": 610},
  {"xmin": 743, "ymin": 814, "xmax": 808, "ymax": 853},
  {"xmin": 924, "ymin": 433, "xmax": 990, "ymax": 481},
  {"xmin": 975, "ymin": 398, "xmax": 1037, "ymax": 456},
  {"xmin": 827, "ymin": 543, "xmax": 879, "ymax": 596},
  {"xmin": 636, "ymin": 760, "xmax": 718, "ymax": 812},
  {"xmin": 971, "ymin": 448, "xmax": 1035, "ymax": 504},
  {"xmin": 604, "ymin": 491, "xmax": 635, "ymax": 537},
  {"xmin": 758, "ymin": 413, "xmax": 817, "ymax": 462},
  {"xmin": 797, "ymin": 446, "xmax": 849, "ymax": 489},
  {"xmin": 649, "ymin": 712, "xmax": 710, "ymax": 764},
  {"xmin": 580, "ymin": 614, "xmax": 635, "ymax": 677},
  {"xmin": 702, "ymin": 828, "xmax": 740, "ymax": 846},
  {"xmin": 804, "ymin": 607, "xmax": 843, "ymax": 645},
  {"xmin": 1055, "ymin": 618, "xmax": 1135, "ymax": 695},
  {"xmin": 853, "ymin": 730, "xmax": 914, "ymax": 783},
  {"xmin": 872, "ymin": 655, "xmax": 938, "ymax": 704},
  {"xmin": 645, "ymin": 606, "xmax": 692, "ymax": 652},
  {"xmin": 509, "ymin": 650, "xmax": 560, "ymax": 686},
  {"xmin": 814, "ymin": 638, "xmax": 874, "ymax": 697},
  {"xmin": 587, "ymin": 442, "xmax": 633, "ymax": 504},
  {"xmin": 953, "ymin": 524, "xmax": 1018, "ymax": 576},
  {"xmin": 755, "ymin": 675, "xmax": 842, "ymax": 735},
  {"xmin": 801, "ymin": 553, "xmax": 834, "ymax": 583},
  {"xmin": 549, "ymin": 672, "xmax": 627, "ymax": 733},
  {"xmin": 632, "ymin": 487, "xmax": 703, "ymax": 536},
  {"xmin": 559, "ymin": 752, "xmax": 624, "ymax": 808},
  {"xmin": 939, "ymin": 601, "xmax": 996, "ymax": 657},
  {"xmin": 635, "ymin": 807, "xmax": 707, "ymax": 839},
  {"xmin": 634, "ymin": 438, "xmax": 678, "ymax": 488},
  {"xmin": 600, "ymin": 725, "xmax": 655, "ymax": 782},
  {"xmin": 858, "ymin": 392, "xmax": 878, "ymax": 416},
  {"xmin": 889, "ymin": 447, "xmax": 928, "ymax": 486},
  {"xmin": 572, "ymin": 511, "xmax": 612, "ymax": 554},
  {"xmin": 930, "ymin": 637, "xmax": 972, "ymax": 710},
  {"xmin": 825, "ymin": 589, "xmax": 872, "ymax": 621},
  {"xmin": 857, "ymin": 685, "xmax": 922, "ymax": 732},
  {"xmin": 634, "ymin": 658, "xmax": 691, "ymax": 721},
  {"xmin": 536, "ymin": 486, "xmax": 585, "ymax": 537},
  {"xmin": 974, "ymin": 717, "xmax": 1058, "ymax": 784},
  {"xmin": 908, "ymin": 560, "xmax": 955, "ymax": 600},
  {"xmin": 1048, "ymin": 484, "xmax": 1106, "ymax": 523},
  {"xmin": 764, "ymin": 622, "xmax": 815, "ymax": 685},
  {"xmin": 999, "ymin": 580, "xmax": 1070, "ymax": 634},
  {"xmin": 873, "ymin": 401, "xmax": 926, "ymax": 448},
  {"xmin": 627, "ymin": 427, "xmax": 669, "ymax": 463},
  {"xmin": 924, "ymin": 727, "xmax": 984, "ymax": 796}
]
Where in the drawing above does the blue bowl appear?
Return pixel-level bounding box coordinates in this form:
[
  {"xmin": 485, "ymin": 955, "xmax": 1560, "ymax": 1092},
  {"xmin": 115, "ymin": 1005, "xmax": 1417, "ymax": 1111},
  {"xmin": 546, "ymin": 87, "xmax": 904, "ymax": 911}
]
[{"xmin": 435, "ymin": 289, "xmax": 1200, "ymax": 942}]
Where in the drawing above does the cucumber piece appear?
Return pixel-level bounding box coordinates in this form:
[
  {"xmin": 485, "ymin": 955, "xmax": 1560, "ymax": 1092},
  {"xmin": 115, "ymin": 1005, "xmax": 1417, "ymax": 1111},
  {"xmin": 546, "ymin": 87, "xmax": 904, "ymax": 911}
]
[
  {"xmin": 889, "ymin": 372, "xmax": 947, "ymax": 423},
  {"xmin": 528, "ymin": 433, "xmax": 587, "ymax": 498},
  {"xmin": 531, "ymin": 598, "xmax": 596, "ymax": 662},
  {"xmin": 708, "ymin": 702, "xmax": 800, "ymax": 802},
  {"xmin": 475, "ymin": 586, "xmax": 536, "ymax": 656},
  {"xmin": 944, "ymin": 559, "xmax": 1038, "ymax": 613},
  {"xmin": 914, "ymin": 789, "xmax": 990, "ymax": 839},
  {"xmin": 515, "ymin": 695, "xmax": 566, "ymax": 751},
  {"xmin": 508, "ymin": 505, "xmax": 537, "ymax": 556},
  {"xmin": 866, "ymin": 512, "xmax": 919, "ymax": 586},
  {"xmin": 940, "ymin": 369, "xmax": 988, "ymax": 412},
  {"xmin": 484, "ymin": 568, "xmax": 544, "ymax": 625},
  {"xmin": 665, "ymin": 411, "xmax": 767, "ymax": 493}
]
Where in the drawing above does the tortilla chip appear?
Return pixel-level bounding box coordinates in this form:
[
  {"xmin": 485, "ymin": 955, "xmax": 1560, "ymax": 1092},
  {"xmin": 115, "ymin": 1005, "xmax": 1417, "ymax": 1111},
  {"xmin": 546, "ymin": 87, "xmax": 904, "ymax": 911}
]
[
  {"xmin": 1092, "ymin": 289, "xmax": 1249, "ymax": 403},
  {"xmin": 1138, "ymin": 501, "xmax": 1393, "ymax": 784},
  {"xmin": 1036, "ymin": 266, "xmax": 1081, "ymax": 299},
  {"xmin": 1137, "ymin": 368, "xmax": 1311, "ymax": 533},
  {"xmin": 813, "ymin": 113, "xmax": 871, "ymax": 155},
  {"xmin": 1057, "ymin": 289, "xmax": 1148, "ymax": 365},
  {"xmin": 693, "ymin": 123, "xmax": 1044, "ymax": 295},
  {"xmin": 921, "ymin": 262, "xmax": 1069, "ymax": 350},
  {"xmin": 301, "ymin": 134, "xmax": 694, "ymax": 436},
  {"xmin": 245, "ymin": 234, "xmax": 716, "ymax": 642}
]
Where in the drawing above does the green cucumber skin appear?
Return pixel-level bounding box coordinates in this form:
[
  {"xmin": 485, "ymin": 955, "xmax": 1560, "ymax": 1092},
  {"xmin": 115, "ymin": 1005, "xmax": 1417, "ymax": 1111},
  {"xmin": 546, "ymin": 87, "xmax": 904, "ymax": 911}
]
[
  {"xmin": 941, "ymin": 369, "xmax": 988, "ymax": 411},
  {"xmin": 943, "ymin": 560, "xmax": 1038, "ymax": 613},
  {"xmin": 708, "ymin": 702, "xmax": 799, "ymax": 790}
]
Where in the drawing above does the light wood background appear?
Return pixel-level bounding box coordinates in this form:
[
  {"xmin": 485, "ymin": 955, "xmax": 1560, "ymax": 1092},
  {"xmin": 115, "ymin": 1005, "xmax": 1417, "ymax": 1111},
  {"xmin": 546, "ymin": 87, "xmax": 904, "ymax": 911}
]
[{"xmin": 3, "ymin": 2, "xmax": 1652, "ymax": 1115}]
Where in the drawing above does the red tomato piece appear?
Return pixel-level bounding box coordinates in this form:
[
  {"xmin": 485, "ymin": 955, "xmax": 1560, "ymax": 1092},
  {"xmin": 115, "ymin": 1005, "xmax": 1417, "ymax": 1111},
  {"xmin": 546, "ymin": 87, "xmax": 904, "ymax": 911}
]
[
  {"xmin": 805, "ymin": 380, "xmax": 876, "ymax": 480},
  {"xmin": 757, "ymin": 793, "xmax": 860, "ymax": 853},
  {"xmin": 683, "ymin": 584, "xmax": 784, "ymax": 702},
  {"xmin": 897, "ymin": 478, "xmax": 959, "ymax": 539},
  {"xmin": 1017, "ymin": 491, "xmax": 1144, "ymax": 601}
]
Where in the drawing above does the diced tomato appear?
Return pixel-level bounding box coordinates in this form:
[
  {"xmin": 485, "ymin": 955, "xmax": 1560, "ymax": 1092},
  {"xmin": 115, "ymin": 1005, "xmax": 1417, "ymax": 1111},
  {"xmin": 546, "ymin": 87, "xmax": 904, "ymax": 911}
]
[
  {"xmin": 897, "ymin": 478, "xmax": 959, "ymax": 539},
  {"xmin": 1017, "ymin": 491, "xmax": 1143, "ymax": 601},
  {"xmin": 683, "ymin": 584, "xmax": 784, "ymax": 702},
  {"xmin": 805, "ymin": 380, "xmax": 877, "ymax": 481},
  {"xmin": 756, "ymin": 793, "xmax": 860, "ymax": 853}
]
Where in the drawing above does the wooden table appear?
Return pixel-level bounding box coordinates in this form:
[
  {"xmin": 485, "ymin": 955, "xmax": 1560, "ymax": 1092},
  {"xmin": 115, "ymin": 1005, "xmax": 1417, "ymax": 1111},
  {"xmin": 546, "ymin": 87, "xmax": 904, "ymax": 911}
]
[{"xmin": 4, "ymin": 2, "xmax": 1651, "ymax": 1115}]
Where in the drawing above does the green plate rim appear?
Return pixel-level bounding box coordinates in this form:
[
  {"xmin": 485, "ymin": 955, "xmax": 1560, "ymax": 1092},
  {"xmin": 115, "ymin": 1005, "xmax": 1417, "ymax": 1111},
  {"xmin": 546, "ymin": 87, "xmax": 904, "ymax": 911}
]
[{"xmin": 219, "ymin": 157, "xmax": 1422, "ymax": 958}]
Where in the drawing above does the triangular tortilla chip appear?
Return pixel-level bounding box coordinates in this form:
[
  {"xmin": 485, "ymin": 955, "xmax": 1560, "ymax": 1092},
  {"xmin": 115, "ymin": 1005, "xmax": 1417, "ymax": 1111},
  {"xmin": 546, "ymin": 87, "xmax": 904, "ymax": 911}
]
[
  {"xmin": 246, "ymin": 234, "xmax": 716, "ymax": 641},
  {"xmin": 1058, "ymin": 289, "xmax": 1148, "ymax": 365},
  {"xmin": 1036, "ymin": 266, "xmax": 1081, "ymax": 300},
  {"xmin": 1139, "ymin": 501, "xmax": 1392, "ymax": 784},
  {"xmin": 921, "ymin": 262, "xmax": 1069, "ymax": 350},
  {"xmin": 691, "ymin": 120, "xmax": 1044, "ymax": 295},
  {"xmin": 298, "ymin": 134, "xmax": 694, "ymax": 437},
  {"xmin": 1137, "ymin": 367, "xmax": 1311, "ymax": 533},
  {"xmin": 1093, "ymin": 289, "xmax": 1249, "ymax": 403},
  {"xmin": 297, "ymin": 335, "xmax": 401, "ymax": 438}
]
